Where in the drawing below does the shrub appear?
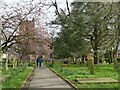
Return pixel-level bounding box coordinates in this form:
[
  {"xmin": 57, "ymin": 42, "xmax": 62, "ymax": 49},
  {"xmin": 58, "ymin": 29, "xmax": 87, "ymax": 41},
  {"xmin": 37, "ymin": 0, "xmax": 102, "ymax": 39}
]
[
  {"xmin": 48, "ymin": 63, "xmax": 54, "ymax": 68},
  {"xmin": 117, "ymin": 57, "xmax": 120, "ymax": 62},
  {"xmin": 61, "ymin": 69, "xmax": 74, "ymax": 76},
  {"xmin": 28, "ymin": 62, "xmax": 36, "ymax": 67},
  {"xmin": 63, "ymin": 60, "xmax": 68, "ymax": 64}
]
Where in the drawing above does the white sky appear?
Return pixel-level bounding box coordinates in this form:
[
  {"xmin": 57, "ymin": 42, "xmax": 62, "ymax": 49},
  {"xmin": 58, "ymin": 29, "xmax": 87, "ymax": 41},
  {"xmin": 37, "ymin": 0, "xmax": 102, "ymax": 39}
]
[
  {"xmin": 1, "ymin": 0, "xmax": 73, "ymax": 21},
  {"xmin": 1, "ymin": 0, "xmax": 73, "ymax": 36},
  {"xmin": 3, "ymin": 0, "xmax": 120, "ymax": 3},
  {"xmin": 2, "ymin": 0, "xmax": 73, "ymax": 5}
]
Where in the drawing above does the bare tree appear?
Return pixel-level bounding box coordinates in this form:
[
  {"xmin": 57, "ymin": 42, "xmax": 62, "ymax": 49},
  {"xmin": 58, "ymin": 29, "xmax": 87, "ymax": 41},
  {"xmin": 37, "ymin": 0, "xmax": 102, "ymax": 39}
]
[{"xmin": 0, "ymin": 0, "xmax": 49, "ymax": 52}]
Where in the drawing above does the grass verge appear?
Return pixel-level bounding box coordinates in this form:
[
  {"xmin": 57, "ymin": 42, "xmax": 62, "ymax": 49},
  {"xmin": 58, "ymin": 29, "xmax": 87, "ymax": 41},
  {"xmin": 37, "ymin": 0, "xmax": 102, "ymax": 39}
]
[
  {"xmin": 2, "ymin": 67, "xmax": 33, "ymax": 89},
  {"xmin": 46, "ymin": 62, "xmax": 119, "ymax": 89}
]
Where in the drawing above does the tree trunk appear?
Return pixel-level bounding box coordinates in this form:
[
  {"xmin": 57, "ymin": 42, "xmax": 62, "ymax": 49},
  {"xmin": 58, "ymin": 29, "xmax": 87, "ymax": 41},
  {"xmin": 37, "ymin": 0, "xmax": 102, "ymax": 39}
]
[
  {"xmin": 81, "ymin": 55, "xmax": 85, "ymax": 64},
  {"xmin": 94, "ymin": 48, "xmax": 99, "ymax": 64},
  {"xmin": 93, "ymin": 24, "xmax": 99, "ymax": 64},
  {"xmin": 5, "ymin": 53, "xmax": 8, "ymax": 70}
]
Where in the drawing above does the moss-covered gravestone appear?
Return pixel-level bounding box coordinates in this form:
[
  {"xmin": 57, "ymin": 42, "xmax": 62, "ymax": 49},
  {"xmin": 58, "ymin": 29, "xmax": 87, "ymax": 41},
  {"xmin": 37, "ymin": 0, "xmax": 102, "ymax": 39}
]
[
  {"xmin": 60, "ymin": 59, "xmax": 63, "ymax": 72},
  {"xmin": 88, "ymin": 59, "xmax": 94, "ymax": 75},
  {"xmin": 12, "ymin": 58, "xmax": 17, "ymax": 69},
  {"xmin": 5, "ymin": 59, "xmax": 8, "ymax": 70},
  {"xmin": 114, "ymin": 59, "xmax": 119, "ymax": 71},
  {"xmin": 87, "ymin": 53, "xmax": 94, "ymax": 75}
]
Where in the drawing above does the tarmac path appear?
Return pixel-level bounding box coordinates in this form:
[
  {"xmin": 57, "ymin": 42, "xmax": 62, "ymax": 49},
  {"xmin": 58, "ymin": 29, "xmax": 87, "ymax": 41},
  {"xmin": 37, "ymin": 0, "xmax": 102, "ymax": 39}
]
[{"xmin": 29, "ymin": 64, "xmax": 75, "ymax": 90}]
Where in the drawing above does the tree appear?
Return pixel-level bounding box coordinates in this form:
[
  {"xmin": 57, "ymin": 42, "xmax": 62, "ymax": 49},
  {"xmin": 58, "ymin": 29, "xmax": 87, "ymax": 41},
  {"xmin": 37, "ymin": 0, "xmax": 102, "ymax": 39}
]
[
  {"xmin": 68, "ymin": 2, "xmax": 120, "ymax": 64},
  {"xmin": 52, "ymin": 1, "xmax": 120, "ymax": 64},
  {"xmin": 52, "ymin": 1, "xmax": 89, "ymax": 59},
  {"xmin": 0, "ymin": 0, "xmax": 53, "ymax": 61},
  {"xmin": 0, "ymin": 0, "xmax": 49, "ymax": 52}
]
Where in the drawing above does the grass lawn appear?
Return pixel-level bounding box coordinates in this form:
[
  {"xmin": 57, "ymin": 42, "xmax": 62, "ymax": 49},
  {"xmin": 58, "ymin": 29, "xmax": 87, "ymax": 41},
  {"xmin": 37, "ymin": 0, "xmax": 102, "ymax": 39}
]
[
  {"xmin": 2, "ymin": 66, "xmax": 33, "ymax": 88},
  {"xmin": 47, "ymin": 62, "xmax": 119, "ymax": 89}
]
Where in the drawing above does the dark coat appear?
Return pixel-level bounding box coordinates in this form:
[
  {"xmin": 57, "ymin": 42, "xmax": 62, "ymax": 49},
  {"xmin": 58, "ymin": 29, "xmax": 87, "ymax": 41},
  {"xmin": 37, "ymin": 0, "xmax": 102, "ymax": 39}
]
[{"xmin": 37, "ymin": 57, "xmax": 43, "ymax": 63}]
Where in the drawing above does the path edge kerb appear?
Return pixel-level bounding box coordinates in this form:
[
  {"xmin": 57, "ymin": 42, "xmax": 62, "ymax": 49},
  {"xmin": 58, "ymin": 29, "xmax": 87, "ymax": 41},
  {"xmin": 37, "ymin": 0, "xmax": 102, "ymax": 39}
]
[
  {"xmin": 21, "ymin": 67, "xmax": 35, "ymax": 88},
  {"xmin": 45, "ymin": 64, "xmax": 78, "ymax": 90}
]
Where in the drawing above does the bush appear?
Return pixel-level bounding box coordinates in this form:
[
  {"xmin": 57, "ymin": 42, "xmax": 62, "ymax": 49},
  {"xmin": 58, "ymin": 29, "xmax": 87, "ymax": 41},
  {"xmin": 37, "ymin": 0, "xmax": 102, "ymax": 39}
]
[
  {"xmin": 61, "ymin": 68, "xmax": 75, "ymax": 76},
  {"xmin": 28, "ymin": 62, "xmax": 36, "ymax": 67},
  {"xmin": 48, "ymin": 63, "xmax": 54, "ymax": 68},
  {"xmin": 63, "ymin": 59, "xmax": 68, "ymax": 64},
  {"xmin": 117, "ymin": 57, "xmax": 120, "ymax": 62}
]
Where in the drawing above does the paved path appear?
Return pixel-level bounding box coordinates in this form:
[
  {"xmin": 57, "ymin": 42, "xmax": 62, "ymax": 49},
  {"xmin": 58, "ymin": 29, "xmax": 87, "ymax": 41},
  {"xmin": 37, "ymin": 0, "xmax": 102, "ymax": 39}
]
[{"xmin": 29, "ymin": 64, "xmax": 75, "ymax": 89}]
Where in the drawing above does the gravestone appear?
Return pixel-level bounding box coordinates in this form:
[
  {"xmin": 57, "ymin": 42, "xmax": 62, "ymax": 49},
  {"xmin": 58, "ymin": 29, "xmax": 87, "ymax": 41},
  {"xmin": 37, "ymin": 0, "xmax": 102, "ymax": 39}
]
[
  {"xmin": 114, "ymin": 59, "xmax": 119, "ymax": 71},
  {"xmin": 87, "ymin": 53, "xmax": 94, "ymax": 75},
  {"xmin": 77, "ymin": 78, "xmax": 119, "ymax": 84}
]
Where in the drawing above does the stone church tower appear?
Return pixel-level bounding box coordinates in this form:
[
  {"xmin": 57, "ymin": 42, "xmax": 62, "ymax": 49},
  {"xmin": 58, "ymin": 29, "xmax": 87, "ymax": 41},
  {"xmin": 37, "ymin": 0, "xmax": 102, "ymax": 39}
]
[{"xmin": 19, "ymin": 19, "xmax": 38, "ymax": 61}]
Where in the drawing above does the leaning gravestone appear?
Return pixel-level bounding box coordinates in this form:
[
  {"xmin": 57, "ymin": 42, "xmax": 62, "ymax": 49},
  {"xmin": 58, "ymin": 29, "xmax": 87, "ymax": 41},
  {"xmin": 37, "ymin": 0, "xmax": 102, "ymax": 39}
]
[
  {"xmin": 87, "ymin": 53, "xmax": 94, "ymax": 75},
  {"xmin": 88, "ymin": 59, "xmax": 94, "ymax": 75},
  {"xmin": 114, "ymin": 59, "xmax": 119, "ymax": 71},
  {"xmin": 2, "ymin": 53, "xmax": 8, "ymax": 70}
]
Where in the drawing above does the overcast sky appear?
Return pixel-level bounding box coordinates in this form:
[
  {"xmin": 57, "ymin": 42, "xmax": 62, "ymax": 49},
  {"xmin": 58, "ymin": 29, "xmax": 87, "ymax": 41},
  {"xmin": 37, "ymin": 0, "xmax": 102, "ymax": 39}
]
[
  {"xmin": 2, "ymin": 0, "xmax": 73, "ymax": 20},
  {"xmin": 1, "ymin": 0, "xmax": 73, "ymax": 36}
]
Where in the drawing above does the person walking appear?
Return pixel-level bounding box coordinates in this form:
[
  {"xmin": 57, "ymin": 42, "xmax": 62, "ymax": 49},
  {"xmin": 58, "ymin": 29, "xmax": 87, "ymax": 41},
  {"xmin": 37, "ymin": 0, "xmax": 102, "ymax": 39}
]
[
  {"xmin": 36, "ymin": 56, "xmax": 39, "ymax": 66},
  {"xmin": 37, "ymin": 56, "xmax": 43, "ymax": 67}
]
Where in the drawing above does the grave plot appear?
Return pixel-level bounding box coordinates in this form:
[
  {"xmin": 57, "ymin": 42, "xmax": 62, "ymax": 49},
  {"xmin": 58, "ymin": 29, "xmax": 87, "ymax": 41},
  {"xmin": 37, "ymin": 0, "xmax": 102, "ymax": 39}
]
[{"xmin": 76, "ymin": 78, "xmax": 119, "ymax": 84}]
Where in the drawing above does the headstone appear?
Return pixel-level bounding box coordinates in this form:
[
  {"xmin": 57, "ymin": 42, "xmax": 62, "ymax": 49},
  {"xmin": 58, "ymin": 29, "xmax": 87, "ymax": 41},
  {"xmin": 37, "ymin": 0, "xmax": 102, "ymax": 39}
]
[
  {"xmin": 87, "ymin": 53, "xmax": 94, "ymax": 75},
  {"xmin": 5, "ymin": 53, "xmax": 8, "ymax": 70},
  {"xmin": 114, "ymin": 59, "xmax": 119, "ymax": 71},
  {"xmin": 77, "ymin": 78, "xmax": 119, "ymax": 83}
]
